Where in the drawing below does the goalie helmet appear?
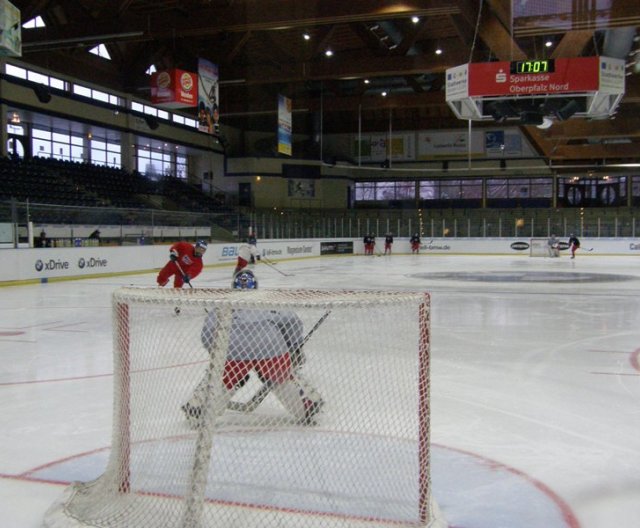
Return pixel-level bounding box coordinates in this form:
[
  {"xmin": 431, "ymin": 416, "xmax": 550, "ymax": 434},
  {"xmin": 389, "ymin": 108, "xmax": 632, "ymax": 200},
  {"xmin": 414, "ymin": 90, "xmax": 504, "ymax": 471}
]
[{"xmin": 233, "ymin": 269, "xmax": 258, "ymax": 290}]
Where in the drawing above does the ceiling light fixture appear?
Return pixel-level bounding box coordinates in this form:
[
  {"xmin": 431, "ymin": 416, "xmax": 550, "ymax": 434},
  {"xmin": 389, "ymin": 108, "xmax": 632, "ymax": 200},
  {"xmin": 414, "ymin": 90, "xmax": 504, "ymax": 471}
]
[
  {"xmin": 435, "ymin": 47, "xmax": 442, "ymax": 55},
  {"xmin": 411, "ymin": 16, "xmax": 420, "ymax": 24},
  {"xmin": 325, "ymin": 49, "xmax": 333, "ymax": 57},
  {"xmin": 303, "ymin": 33, "xmax": 310, "ymax": 40}
]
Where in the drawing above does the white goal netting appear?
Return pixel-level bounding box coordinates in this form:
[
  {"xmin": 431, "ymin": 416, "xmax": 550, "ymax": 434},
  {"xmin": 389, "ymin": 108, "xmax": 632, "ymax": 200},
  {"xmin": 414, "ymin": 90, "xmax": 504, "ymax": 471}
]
[
  {"xmin": 44, "ymin": 287, "xmax": 443, "ymax": 528},
  {"xmin": 529, "ymin": 238, "xmax": 559, "ymax": 257}
]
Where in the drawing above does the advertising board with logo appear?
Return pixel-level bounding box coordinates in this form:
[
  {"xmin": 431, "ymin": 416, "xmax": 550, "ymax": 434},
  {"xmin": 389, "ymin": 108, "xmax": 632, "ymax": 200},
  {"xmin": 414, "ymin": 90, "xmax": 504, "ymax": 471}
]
[
  {"xmin": 320, "ymin": 241, "xmax": 353, "ymax": 255},
  {"xmin": 151, "ymin": 69, "xmax": 197, "ymax": 108},
  {"xmin": 465, "ymin": 57, "xmax": 623, "ymax": 98}
]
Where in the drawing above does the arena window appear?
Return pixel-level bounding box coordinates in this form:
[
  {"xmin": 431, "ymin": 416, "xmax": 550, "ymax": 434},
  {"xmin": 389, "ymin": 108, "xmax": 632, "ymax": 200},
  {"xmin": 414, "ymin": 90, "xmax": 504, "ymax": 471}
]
[{"xmin": 5, "ymin": 63, "xmax": 26, "ymax": 79}]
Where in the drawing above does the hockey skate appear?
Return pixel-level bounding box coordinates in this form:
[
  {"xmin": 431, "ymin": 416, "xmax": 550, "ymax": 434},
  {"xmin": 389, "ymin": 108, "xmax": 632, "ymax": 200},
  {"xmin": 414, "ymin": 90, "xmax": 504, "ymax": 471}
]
[{"xmin": 300, "ymin": 398, "xmax": 324, "ymax": 426}]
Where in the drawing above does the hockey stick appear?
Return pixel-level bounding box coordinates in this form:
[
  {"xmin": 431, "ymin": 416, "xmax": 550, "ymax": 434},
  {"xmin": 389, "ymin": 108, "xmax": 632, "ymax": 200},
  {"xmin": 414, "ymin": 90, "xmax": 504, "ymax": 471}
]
[
  {"xmin": 261, "ymin": 258, "xmax": 294, "ymax": 277},
  {"xmin": 174, "ymin": 260, "xmax": 193, "ymax": 288},
  {"xmin": 173, "ymin": 259, "xmax": 205, "ymax": 314},
  {"xmin": 227, "ymin": 310, "xmax": 332, "ymax": 413}
]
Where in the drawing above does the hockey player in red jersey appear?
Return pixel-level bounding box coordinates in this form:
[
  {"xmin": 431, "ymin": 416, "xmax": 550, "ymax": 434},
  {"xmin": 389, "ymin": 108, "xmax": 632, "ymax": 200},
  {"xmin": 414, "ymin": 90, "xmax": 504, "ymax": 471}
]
[
  {"xmin": 384, "ymin": 233, "xmax": 394, "ymax": 255},
  {"xmin": 410, "ymin": 233, "xmax": 421, "ymax": 254},
  {"xmin": 157, "ymin": 240, "xmax": 207, "ymax": 288},
  {"xmin": 568, "ymin": 234, "xmax": 580, "ymax": 259}
]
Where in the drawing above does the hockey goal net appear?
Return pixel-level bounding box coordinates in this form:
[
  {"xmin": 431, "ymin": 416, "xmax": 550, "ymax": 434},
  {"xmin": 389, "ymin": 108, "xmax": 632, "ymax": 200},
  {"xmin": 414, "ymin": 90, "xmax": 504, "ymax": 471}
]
[
  {"xmin": 44, "ymin": 287, "xmax": 444, "ymax": 528},
  {"xmin": 529, "ymin": 238, "xmax": 558, "ymax": 257}
]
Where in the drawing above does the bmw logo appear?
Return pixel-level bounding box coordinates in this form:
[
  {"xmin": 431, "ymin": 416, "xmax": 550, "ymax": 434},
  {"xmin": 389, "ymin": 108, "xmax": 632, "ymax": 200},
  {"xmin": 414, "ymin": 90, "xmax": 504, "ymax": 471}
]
[
  {"xmin": 78, "ymin": 258, "xmax": 86, "ymax": 269},
  {"xmin": 35, "ymin": 260, "xmax": 44, "ymax": 272}
]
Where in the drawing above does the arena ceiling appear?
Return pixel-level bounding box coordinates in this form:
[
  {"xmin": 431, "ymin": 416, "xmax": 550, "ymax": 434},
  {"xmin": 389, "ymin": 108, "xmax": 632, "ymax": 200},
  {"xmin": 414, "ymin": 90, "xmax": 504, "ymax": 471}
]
[{"xmin": 13, "ymin": 0, "xmax": 640, "ymax": 169}]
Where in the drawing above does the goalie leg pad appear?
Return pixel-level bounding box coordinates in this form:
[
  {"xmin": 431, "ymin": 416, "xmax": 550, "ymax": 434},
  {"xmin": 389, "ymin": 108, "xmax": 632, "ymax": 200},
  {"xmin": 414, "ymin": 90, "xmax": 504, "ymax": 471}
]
[
  {"xmin": 272, "ymin": 379, "xmax": 324, "ymax": 425},
  {"xmin": 183, "ymin": 368, "xmax": 250, "ymax": 428}
]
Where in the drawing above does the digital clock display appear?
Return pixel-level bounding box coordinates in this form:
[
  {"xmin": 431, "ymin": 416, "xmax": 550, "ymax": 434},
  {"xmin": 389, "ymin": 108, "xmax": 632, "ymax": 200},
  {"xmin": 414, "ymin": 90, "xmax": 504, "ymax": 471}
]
[{"xmin": 510, "ymin": 59, "xmax": 555, "ymax": 74}]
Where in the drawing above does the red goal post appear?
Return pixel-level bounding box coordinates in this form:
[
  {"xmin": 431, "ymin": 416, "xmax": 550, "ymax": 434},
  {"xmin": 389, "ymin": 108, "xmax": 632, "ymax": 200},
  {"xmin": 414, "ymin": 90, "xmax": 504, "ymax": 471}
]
[{"xmin": 44, "ymin": 287, "xmax": 446, "ymax": 528}]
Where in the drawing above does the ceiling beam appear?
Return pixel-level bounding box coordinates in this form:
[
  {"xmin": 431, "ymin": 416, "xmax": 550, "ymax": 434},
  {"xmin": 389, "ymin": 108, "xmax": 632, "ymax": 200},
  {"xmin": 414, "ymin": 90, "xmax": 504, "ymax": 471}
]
[
  {"xmin": 550, "ymin": 30, "xmax": 594, "ymax": 58},
  {"xmin": 551, "ymin": 142, "xmax": 640, "ymax": 160},
  {"xmin": 220, "ymin": 47, "xmax": 468, "ymax": 85},
  {"xmin": 457, "ymin": 0, "xmax": 526, "ymax": 61},
  {"xmin": 227, "ymin": 31, "xmax": 252, "ymax": 62},
  {"xmin": 513, "ymin": 0, "xmax": 640, "ymax": 37},
  {"xmin": 22, "ymin": 0, "xmax": 461, "ymax": 47},
  {"xmin": 221, "ymin": 90, "xmax": 447, "ymax": 115},
  {"xmin": 535, "ymin": 118, "xmax": 640, "ymax": 140},
  {"xmin": 476, "ymin": 4, "xmax": 526, "ymax": 61}
]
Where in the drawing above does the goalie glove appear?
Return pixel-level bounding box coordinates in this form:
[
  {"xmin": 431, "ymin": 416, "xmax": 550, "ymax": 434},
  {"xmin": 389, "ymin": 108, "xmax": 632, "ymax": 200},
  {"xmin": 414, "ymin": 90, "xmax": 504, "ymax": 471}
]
[
  {"xmin": 256, "ymin": 255, "xmax": 261, "ymax": 261},
  {"xmin": 182, "ymin": 274, "xmax": 191, "ymax": 284},
  {"xmin": 169, "ymin": 249, "xmax": 179, "ymax": 261}
]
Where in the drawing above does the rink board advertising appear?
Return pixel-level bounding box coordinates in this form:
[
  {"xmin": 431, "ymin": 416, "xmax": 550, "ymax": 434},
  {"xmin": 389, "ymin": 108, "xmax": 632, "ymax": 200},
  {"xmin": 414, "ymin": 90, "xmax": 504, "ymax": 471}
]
[{"xmin": 320, "ymin": 241, "xmax": 353, "ymax": 255}]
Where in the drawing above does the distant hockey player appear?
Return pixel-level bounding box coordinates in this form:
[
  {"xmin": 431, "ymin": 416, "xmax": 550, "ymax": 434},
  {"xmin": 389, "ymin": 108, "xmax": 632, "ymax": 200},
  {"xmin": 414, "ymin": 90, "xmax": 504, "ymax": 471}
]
[
  {"xmin": 410, "ymin": 233, "xmax": 421, "ymax": 254},
  {"xmin": 181, "ymin": 269, "xmax": 324, "ymax": 427},
  {"xmin": 568, "ymin": 233, "xmax": 580, "ymax": 259},
  {"xmin": 384, "ymin": 233, "xmax": 394, "ymax": 255},
  {"xmin": 157, "ymin": 240, "xmax": 207, "ymax": 288},
  {"xmin": 363, "ymin": 234, "xmax": 371, "ymax": 255},
  {"xmin": 548, "ymin": 234, "xmax": 560, "ymax": 257},
  {"xmin": 234, "ymin": 239, "xmax": 260, "ymax": 274}
]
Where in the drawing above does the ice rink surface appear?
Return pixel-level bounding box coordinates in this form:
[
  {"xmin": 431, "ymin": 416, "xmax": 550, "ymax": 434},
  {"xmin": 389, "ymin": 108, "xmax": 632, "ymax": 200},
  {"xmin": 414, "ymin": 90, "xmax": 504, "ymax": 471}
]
[{"xmin": 1, "ymin": 252, "xmax": 640, "ymax": 527}]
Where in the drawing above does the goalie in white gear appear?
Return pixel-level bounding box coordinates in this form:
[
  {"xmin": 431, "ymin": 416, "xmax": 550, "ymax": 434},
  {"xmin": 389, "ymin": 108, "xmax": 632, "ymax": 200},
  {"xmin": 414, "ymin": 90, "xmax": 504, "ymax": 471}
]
[{"xmin": 182, "ymin": 269, "xmax": 323, "ymax": 426}]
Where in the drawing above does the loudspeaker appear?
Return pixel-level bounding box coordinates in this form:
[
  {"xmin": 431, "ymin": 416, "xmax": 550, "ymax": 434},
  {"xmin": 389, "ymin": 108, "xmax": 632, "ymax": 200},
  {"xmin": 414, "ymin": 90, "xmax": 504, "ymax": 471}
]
[
  {"xmin": 555, "ymin": 99, "xmax": 580, "ymax": 121},
  {"xmin": 33, "ymin": 84, "xmax": 52, "ymax": 104},
  {"xmin": 144, "ymin": 115, "xmax": 159, "ymax": 130},
  {"xmin": 490, "ymin": 100, "xmax": 514, "ymax": 123},
  {"xmin": 519, "ymin": 111, "xmax": 543, "ymax": 125}
]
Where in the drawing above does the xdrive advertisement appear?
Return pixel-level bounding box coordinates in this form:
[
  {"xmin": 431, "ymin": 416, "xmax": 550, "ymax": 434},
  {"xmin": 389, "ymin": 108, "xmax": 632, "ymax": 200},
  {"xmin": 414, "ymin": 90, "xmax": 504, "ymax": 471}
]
[{"xmin": 34, "ymin": 256, "xmax": 109, "ymax": 273}]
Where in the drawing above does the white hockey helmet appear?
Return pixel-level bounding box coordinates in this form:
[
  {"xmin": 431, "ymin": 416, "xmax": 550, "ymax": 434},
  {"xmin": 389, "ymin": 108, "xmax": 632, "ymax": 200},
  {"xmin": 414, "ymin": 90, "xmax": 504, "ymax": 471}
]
[{"xmin": 194, "ymin": 240, "xmax": 208, "ymax": 257}]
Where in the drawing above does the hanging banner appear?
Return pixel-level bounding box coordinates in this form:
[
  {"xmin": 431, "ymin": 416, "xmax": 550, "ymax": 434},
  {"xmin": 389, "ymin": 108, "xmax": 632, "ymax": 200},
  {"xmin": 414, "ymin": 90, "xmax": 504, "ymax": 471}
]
[
  {"xmin": 197, "ymin": 58, "xmax": 219, "ymax": 134},
  {"xmin": 150, "ymin": 69, "xmax": 197, "ymax": 108},
  {"xmin": 278, "ymin": 94, "xmax": 292, "ymax": 156},
  {"xmin": 0, "ymin": 0, "xmax": 21, "ymax": 57}
]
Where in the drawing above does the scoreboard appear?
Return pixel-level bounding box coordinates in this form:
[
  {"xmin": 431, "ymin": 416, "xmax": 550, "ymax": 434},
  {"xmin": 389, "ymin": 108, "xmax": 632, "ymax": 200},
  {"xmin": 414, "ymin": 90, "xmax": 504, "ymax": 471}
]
[{"xmin": 445, "ymin": 56, "xmax": 625, "ymax": 121}]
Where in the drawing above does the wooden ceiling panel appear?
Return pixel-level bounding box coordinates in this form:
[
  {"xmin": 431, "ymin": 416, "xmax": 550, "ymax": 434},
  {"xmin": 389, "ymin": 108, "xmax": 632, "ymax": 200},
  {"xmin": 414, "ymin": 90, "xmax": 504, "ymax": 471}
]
[{"xmin": 13, "ymin": 0, "xmax": 640, "ymax": 164}]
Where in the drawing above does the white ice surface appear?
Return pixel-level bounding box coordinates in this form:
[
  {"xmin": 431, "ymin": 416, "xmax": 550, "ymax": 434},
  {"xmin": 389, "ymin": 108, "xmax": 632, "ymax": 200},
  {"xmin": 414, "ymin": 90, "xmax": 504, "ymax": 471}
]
[{"xmin": 2, "ymin": 253, "xmax": 640, "ymax": 527}]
